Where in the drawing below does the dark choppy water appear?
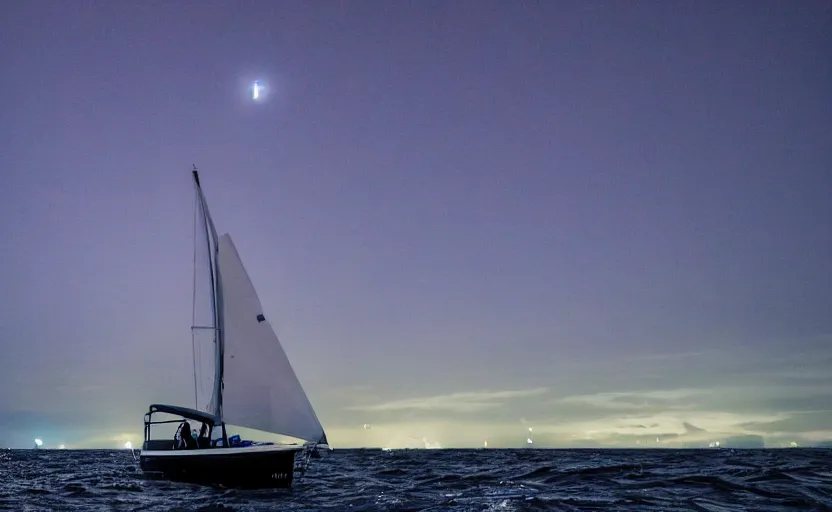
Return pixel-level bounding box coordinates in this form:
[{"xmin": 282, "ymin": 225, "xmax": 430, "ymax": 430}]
[{"xmin": 1, "ymin": 448, "xmax": 831, "ymax": 511}]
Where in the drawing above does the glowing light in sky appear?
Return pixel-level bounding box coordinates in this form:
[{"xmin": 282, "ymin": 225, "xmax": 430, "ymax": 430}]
[
  {"xmin": 124, "ymin": 441, "xmax": 133, "ymax": 449},
  {"xmin": 34, "ymin": 438, "xmax": 43, "ymax": 447},
  {"xmin": 252, "ymin": 81, "xmax": 262, "ymax": 100},
  {"xmin": 59, "ymin": 444, "xmax": 66, "ymax": 450}
]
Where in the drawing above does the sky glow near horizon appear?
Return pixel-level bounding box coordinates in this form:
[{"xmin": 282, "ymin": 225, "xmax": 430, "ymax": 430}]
[{"xmin": 0, "ymin": 1, "xmax": 830, "ymax": 449}]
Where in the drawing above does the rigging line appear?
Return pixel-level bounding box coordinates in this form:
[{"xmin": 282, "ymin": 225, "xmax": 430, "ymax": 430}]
[
  {"xmin": 295, "ymin": 442, "xmax": 318, "ymax": 482},
  {"xmin": 196, "ymin": 337, "xmax": 202, "ymax": 397},
  {"xmin": 191, "ymin": 182, "xmax": 200, "ymax": 410}
]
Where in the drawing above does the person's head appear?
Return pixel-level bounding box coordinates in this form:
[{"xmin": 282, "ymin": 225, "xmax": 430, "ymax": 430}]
[{"xmin": 182, "ymin": 421, "xmax": 191, "ymax": 433}]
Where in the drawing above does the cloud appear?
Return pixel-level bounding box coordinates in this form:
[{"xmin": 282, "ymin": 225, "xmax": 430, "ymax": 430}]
[
  {"xmin": 683, "ymin": 422, "xmax": 706, "ymax": 433},
  {"xmin": 523, "ymin": 409, "xmax": 790, "ymax": 447},
  {"xmin": 347, "ymin": 387, "xmax": 549, "ymax": 413},
  {"xmin": 621, "ymin": 350, "xmax": 713, "ymax": 363},
  {"xmin": 326, "ymin": 366, "xmax": 832, "ymax": 447},
  {"xmin": 315, "ymin": 338, "xmax": 832, "ymax": 447},
  {"xmin": 554, "ymin": 388, "xmax": 704, "ymax": 411},
  {"xmin": 551, "ymin": 384, "xmax": 832, "ymax": 418},
  {"xmin": 616, "ymin": 423, "xmax": 659, "ymax": 429},
  {"xmin": 740, "ymin": 410, "xmax": 832, "ymax": 434}
]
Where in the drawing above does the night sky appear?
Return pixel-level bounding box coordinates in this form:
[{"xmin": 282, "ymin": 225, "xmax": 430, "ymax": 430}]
[{"xmin": 1, "ymin": 1, "xmax": 830, "ymax": 449}]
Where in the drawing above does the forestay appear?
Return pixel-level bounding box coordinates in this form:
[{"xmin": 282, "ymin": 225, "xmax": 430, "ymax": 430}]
[{"xmin": 217, "ymin": 233, "xmax": 328, "ymax": 445}]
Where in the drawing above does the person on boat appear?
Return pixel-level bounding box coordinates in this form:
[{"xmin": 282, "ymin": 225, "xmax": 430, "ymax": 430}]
[
  {"xmin": 176, "ymin": 421, "xmax": 198, "ymax": 449},
  {"xmin": 174, "ymin": 422, "xmax": 185, "ymax": 449},
  {"xmin": 197, "ymin": 422, "xmax": 211, "ymax": 448}
]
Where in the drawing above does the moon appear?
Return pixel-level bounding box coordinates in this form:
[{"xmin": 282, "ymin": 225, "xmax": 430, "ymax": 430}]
[{"xmin": 251, "ymin": 80, "xmax": 266, "ymax": 101}]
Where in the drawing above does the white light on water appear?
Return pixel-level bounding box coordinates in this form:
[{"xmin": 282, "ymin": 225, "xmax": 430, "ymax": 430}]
[
  {"xmin": 34, "ymin": 439, "xmax": 43, "ymax": 447},
  {"xmin": 59, "ymin": 444, "xmax": 65, "ymax": 450}
]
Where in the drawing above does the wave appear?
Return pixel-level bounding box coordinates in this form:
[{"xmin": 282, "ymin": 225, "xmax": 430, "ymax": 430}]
[{"xmin": 2, "ymin": 448, "xmax": 831, "ymax": 511}]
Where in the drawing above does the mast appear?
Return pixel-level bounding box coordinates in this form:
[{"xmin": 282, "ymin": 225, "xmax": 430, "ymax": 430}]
[{"xmin": 191, "ymin": 166, "xmax": 225, "ymax": 421}]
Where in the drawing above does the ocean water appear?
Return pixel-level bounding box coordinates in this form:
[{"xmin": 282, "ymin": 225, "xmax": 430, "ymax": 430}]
[{"xmin": 1, "ymin": 448, "xmax": 830, "ymax": 511}]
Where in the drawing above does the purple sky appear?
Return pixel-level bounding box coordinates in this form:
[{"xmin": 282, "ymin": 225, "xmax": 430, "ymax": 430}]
[{"xmin": 1, "ymin": 0, "xmax": 830, "ymax": 449}]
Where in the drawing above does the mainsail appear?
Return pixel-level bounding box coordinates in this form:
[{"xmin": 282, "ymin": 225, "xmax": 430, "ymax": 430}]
[
  {"xmin": 189, "ymin": 169, "xmax": 327, "ymax": 445},
  {"xmin": 191, "ymin": 170, "xmax": 223, "ymax": 417}
]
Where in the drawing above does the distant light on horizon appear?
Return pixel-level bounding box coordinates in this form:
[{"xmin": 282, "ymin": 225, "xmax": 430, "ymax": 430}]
[
  {"xmin": 124, "ymin": 441, "xmax": 133, "ymax": 449},
  {"xmin": 59, "ymin": 444, "xmax": 65, "ymax": 450}
]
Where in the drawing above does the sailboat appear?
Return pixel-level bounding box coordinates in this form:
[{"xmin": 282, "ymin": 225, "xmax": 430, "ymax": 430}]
[{"xmin": 140, "ymin": 168, "xmax": 328, "ymax": 488}]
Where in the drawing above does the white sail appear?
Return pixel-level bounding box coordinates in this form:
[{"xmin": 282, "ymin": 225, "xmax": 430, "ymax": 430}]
[
  {"xmin": 191, "ymin": 174, "xmax": 222, "ymax": 417},
  {"xmin": 216, "ymin": 233, "xmax": 327, "ymax": 444}
]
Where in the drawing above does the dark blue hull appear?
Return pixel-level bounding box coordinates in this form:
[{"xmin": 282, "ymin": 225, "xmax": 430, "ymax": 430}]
[{"xmin": 140, "ymin": 445, "xmax": 300, "ymax": 488}]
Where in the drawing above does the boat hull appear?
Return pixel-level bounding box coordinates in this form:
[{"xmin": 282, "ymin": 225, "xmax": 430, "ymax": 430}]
[{"xmin": 140, "ymin": 444, "xmax": 302, "ymax": 488}]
